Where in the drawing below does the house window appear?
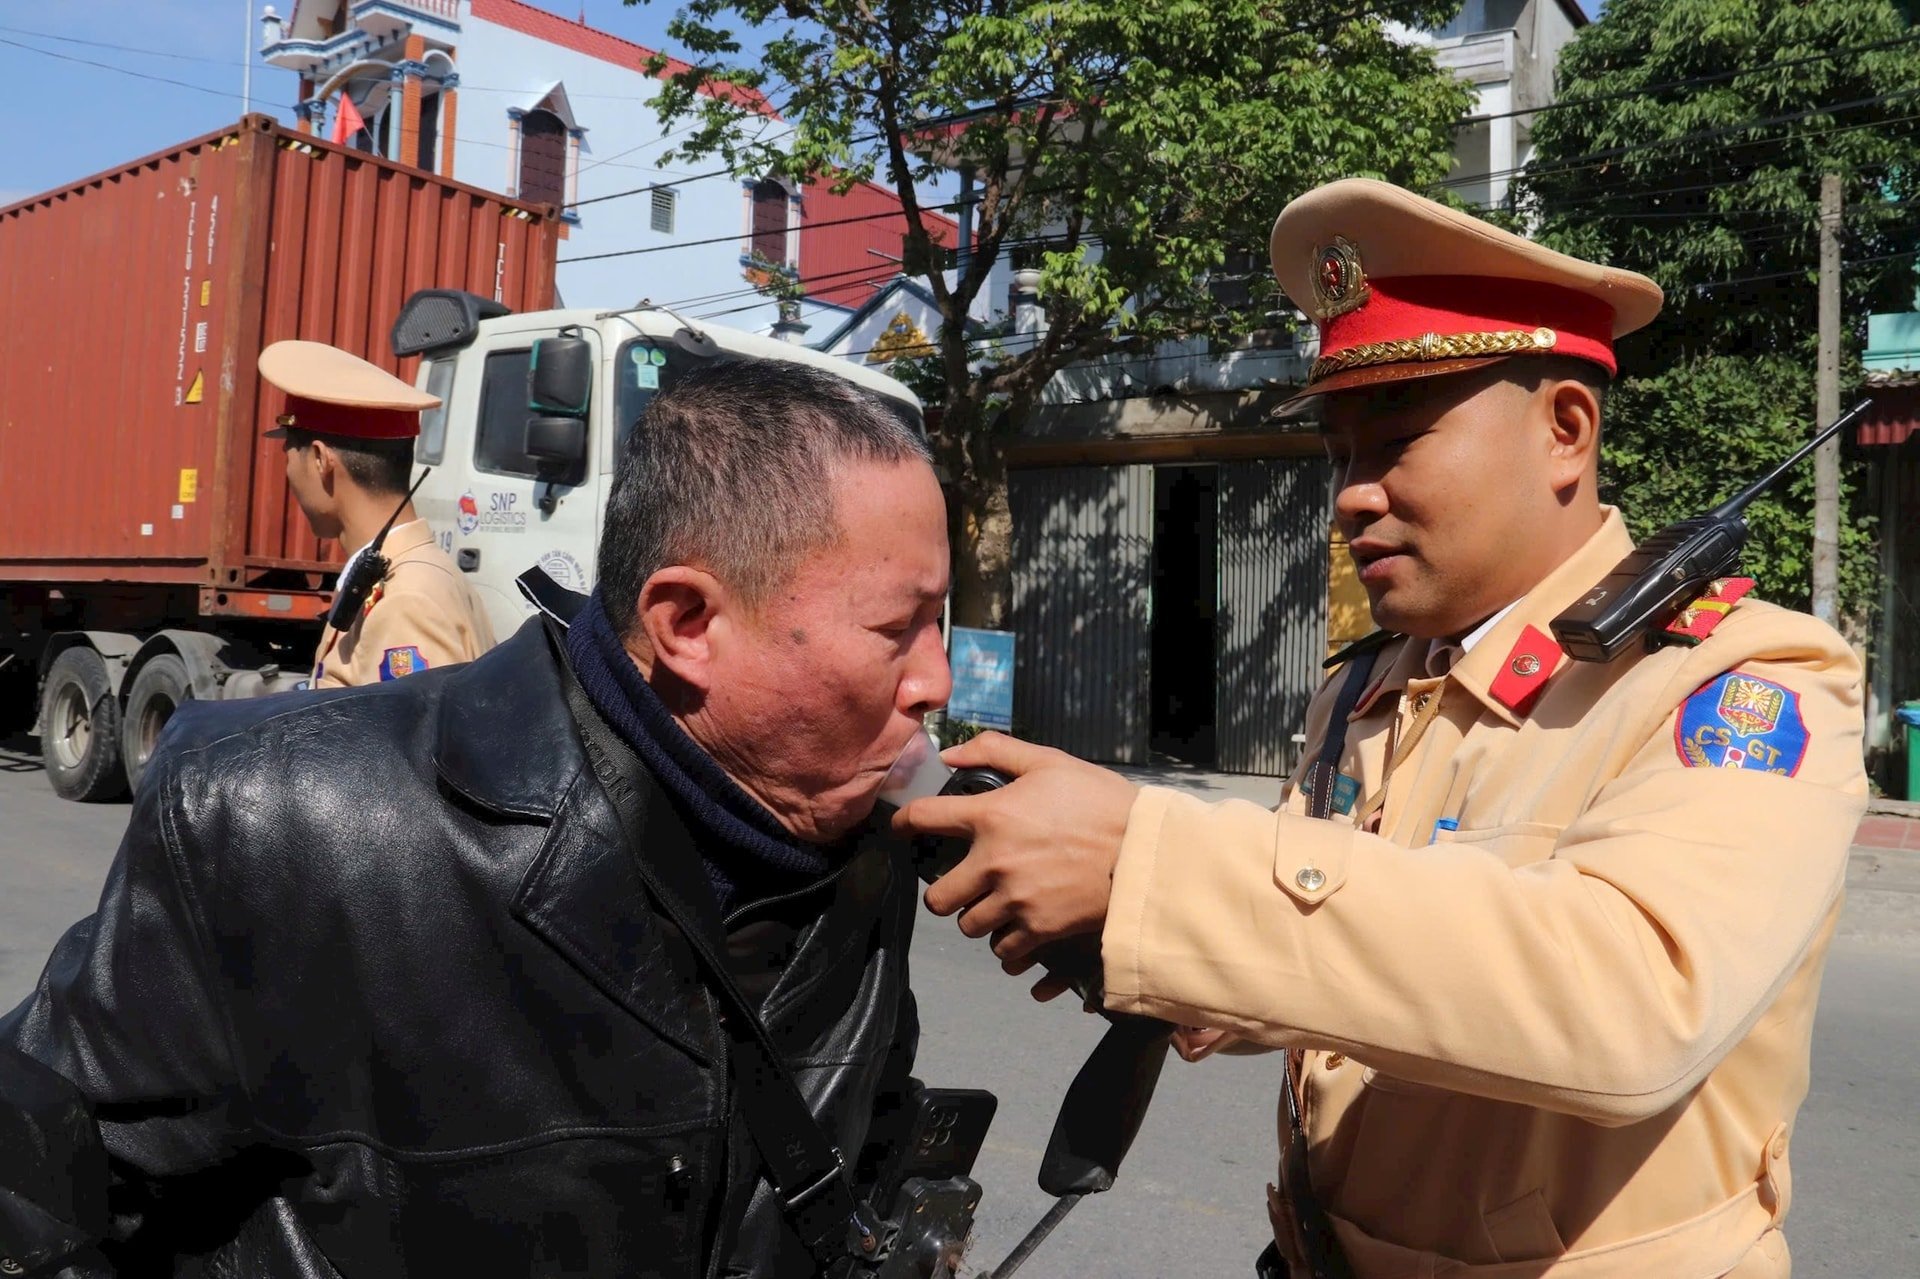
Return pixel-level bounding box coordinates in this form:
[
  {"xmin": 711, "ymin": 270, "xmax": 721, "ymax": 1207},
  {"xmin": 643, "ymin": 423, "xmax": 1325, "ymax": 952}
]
[
  {"xmin": 417, "ymin": 91, "xmax": 439, "ymax": 174},
  {"xmin": 518, "ymin": 109, "xmax": 568, "ymax": 211},
  {"xmin": 651, "ymin": 187, "xmax": 676, "ymax": 234},
  {"xmin": 750, "ymin": 178, "xmax": 790, "ymax": 264},
  {"xmin": 1208, "ymin": 248, "xmax": 1259, "ymax": 312}
]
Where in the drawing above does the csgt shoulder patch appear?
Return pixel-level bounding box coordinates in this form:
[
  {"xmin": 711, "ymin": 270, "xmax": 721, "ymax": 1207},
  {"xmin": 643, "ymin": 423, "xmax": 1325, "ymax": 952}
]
[
  {"xmin": 378, "ymin": 646, "xmax": 427, "ymax": 681},
  {"xmin": 1674, "ymin": 670, "xmax": 1809, "ymax": 776}
]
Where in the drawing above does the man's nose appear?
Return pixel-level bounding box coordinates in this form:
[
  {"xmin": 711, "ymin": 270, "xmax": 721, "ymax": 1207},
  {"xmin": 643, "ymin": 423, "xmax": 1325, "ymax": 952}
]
[
  {"xmin": 901, "ymin": 625, "xmax": 953, "ymax": 717},
  {"xmin": 1333, "ymin": 463, "xmax": 1389, "ymax": 529}
]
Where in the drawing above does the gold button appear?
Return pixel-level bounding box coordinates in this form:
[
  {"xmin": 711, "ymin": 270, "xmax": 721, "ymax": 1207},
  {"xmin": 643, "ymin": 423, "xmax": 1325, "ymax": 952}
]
[
  {"xmin": 1296, "ymin": 866, "xmax": 1327, "ymax": 892},
  {"xmin": 1324, "ymin": 1053, "xmax": 1345, "ymax": 1070},
  {"xmin": 1511, "ymin": 653, "xmax": 1542, "ymax": 677}
]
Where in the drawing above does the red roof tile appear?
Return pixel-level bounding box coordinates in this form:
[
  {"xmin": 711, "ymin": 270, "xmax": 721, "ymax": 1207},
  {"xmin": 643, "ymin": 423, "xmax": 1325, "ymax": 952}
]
[{"xmin": 797, "ymin": 179, "xmax": 958, "ymax": 310}]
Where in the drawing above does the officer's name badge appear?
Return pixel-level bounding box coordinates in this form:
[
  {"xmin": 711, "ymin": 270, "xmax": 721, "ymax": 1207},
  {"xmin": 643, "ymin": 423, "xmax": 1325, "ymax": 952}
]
[
  {"xmin": 379, "ymin": 646, "xmax": 428, "ymax": 681},
  {"xmin": 1675, "ymin": 670, "xmax": 1809, "ymax": 776}
]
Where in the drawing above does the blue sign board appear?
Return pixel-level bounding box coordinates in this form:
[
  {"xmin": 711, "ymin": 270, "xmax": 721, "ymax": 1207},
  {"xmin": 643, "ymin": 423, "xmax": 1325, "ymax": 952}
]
[{"xmin": 948, "ymin": 627, "xmax": 1016, "ymax": 731}]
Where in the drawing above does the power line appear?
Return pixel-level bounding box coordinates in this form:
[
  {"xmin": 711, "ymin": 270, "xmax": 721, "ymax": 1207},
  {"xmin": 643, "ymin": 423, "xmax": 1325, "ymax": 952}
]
[
  {"xmin": 561, "ymin": 194, "xmax": 968, "ymax": 262},
  {"xmin": 0, "ymin": 34, "xmax": 261, "ymax": 102}
]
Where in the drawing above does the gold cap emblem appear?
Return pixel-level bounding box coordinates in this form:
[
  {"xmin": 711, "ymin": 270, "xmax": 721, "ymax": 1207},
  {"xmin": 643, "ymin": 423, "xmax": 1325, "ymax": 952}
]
[{"xmin": 1311, "ymin": 236, "xmax": 1370, "ymax": 320}]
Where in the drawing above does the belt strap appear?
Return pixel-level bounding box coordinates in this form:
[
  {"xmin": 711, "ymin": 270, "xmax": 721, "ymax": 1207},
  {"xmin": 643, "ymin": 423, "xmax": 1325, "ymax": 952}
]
[{"xmin": 550, "ymin": 620, "xmax": 878, "ymax": 1270}]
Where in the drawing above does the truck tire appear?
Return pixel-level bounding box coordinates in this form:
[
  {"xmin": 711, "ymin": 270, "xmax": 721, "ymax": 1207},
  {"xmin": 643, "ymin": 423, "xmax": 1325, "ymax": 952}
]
[
  {"xmin": 39, "ymin": 648, "xmax": 128, "ymax": 802},
  {"xmin": 122, "ymin": 653, "xmax": 190, "ymax": 795}
]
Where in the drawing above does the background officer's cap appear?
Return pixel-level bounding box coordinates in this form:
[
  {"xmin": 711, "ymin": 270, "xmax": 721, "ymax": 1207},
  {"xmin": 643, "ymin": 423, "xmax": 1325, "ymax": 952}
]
[{"xmin": 260, "ymin": 340, "xmax": 440, "ymax": 441}]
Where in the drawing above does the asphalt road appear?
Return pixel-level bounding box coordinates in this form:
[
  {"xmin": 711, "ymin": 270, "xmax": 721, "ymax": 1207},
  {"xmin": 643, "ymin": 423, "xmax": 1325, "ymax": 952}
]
[{"xmin": 1, "ymin": 735, "xmax": 1915, "ymax": 1276}]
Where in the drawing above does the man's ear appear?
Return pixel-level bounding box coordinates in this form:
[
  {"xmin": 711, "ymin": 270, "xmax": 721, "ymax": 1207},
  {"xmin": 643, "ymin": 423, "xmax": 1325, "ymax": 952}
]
[
  {"xmin": 1543, "ymin": 378, "xmax": 1601, "ymax": 497},
  {"xmin": 310, "ymin": 440, "xmax": 340, "ymax": 496},
  {"xmin": 635, "ymin": 566, "xmax": 731, "ymax": 693}
]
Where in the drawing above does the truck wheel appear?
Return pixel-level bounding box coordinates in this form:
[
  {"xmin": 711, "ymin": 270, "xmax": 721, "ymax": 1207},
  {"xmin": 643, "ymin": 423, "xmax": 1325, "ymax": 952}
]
[
  {"xmin": 39, "ymin": 648, "xmax": 129, "ymax": 802},
  {"xmin": 122, "ymin": 654, "xmax": 191, "ymax": 794}
]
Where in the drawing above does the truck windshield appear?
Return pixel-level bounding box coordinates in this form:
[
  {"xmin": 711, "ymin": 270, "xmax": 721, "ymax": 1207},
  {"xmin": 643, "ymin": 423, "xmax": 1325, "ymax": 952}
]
[
  {"xmin": 613, "ymin": 339, "xmax": 926, "ymax": 450},
  {"xmin": 614, "ymin": 338, "xmax": 683, "ymax": 452}
]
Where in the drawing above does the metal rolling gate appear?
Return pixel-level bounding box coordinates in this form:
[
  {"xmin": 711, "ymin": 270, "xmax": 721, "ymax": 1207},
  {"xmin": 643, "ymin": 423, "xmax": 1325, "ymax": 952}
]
[
  {"xmin": 1214, "ymin": 459, "xmax": 1332, "ymax": 776},
  {"xmin": 1010, "ymin": 465, "xmax": 1155, "ymax": 763},
  {"xmin": 1010, "ymin": 459, "xmax": 1331, "ymax": 774}
]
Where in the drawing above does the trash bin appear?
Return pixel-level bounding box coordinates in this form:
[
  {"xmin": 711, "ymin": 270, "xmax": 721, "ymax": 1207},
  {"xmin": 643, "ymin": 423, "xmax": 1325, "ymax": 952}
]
[{"xmin": 1898, "ymin": 702, "xmax": 1920, "ymax": 801}]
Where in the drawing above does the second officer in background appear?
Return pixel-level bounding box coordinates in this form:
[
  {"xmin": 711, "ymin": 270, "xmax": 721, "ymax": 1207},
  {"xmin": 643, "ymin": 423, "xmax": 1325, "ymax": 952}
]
[{"xmin": 261, "ymin": 339, "xmax": 496, "ymax": 687}]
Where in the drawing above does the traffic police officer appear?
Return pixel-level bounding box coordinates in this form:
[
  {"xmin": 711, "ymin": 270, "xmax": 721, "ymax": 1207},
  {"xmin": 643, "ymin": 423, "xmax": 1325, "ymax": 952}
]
[
  {"xmin": 895, "ymin": 180, "xmax": 1867, "ymax": 1277},
  {"xmin": 260, "ymin": 340, "xmax": 497, "ymax": 688}
]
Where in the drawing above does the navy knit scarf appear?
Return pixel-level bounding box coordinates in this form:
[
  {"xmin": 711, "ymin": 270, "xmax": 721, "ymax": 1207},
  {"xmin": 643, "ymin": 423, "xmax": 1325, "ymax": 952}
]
[{"xmin": 565, "ymin": 591, "xmax": 831, "ymax": 918}]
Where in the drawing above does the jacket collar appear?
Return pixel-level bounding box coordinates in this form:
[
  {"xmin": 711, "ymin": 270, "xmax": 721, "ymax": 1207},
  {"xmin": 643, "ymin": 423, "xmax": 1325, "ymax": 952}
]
[
  {"xmin": 435, "ymin": 618, "xmax": 582, "ymax": 818},
  {"xmin": 433, "ymin": 619, "xmax": 721, "ymax": 1060},
  {"xmin": 1447, "ymin": 508, "xmax": 1635, "ymax": 727}
]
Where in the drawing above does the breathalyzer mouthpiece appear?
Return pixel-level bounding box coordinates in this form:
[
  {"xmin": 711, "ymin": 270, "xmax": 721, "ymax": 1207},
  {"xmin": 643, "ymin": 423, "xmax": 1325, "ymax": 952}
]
[{"xmin": 878, "ymin": 727, "xmax": 951, "ymax": 809}]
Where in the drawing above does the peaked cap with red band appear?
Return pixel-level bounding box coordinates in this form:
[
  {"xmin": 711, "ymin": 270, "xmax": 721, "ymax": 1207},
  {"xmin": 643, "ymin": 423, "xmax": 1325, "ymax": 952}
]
[
  {"xmin": 260, "ymin": 340, "xmax": 440, "ymax": 442},
  {"xmin": 1271, "ymin": 179, "xmax": 1664, "ymax": 400}
]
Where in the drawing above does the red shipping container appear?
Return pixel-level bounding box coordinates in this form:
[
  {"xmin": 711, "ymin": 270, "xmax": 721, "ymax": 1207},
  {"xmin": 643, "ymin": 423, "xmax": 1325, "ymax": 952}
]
[{"xmin": 0, "ymin": 115, "xmax": 558, "ymax": 620}]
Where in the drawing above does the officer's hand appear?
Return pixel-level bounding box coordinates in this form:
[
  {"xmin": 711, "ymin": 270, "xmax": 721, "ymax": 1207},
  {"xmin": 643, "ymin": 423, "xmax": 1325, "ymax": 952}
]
[{"xmin": 891, "ymin": 732, "xmax": 1138, "ymax": 964}]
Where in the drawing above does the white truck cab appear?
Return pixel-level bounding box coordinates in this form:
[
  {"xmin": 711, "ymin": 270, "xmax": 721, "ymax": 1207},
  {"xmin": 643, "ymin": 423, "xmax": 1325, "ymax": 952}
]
[{"xmin": 393, "ymin": 290, "xmax": 925, "ymax": 639}]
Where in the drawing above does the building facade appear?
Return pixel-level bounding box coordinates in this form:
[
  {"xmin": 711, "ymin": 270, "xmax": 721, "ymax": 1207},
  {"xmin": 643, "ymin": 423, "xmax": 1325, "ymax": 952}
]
[
  {"xmin": 259, "ymin": 0, "xmax": 945, "ymax": 335},
  {"xmin": 1863, "ymin": 311, "xmax": 1920, "ymax": 795}
]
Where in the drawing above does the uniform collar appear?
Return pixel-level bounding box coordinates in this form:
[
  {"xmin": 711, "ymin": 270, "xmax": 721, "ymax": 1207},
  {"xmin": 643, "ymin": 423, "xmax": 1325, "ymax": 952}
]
[
  {"xmin": 1447, "ymin": 508, "xmax": 1635, "ymax": 727},
  {"xmin": 380, "ymin": 518, "xmax": 433, "ymax": 556}
]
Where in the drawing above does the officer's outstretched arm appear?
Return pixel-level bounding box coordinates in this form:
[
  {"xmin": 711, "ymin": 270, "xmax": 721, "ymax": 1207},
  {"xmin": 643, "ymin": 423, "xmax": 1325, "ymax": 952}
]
[
  {"xmin": 1100, "ymin": 620, "xmax": 1864, "ymax": 1126},
  {"xmin": 0, "ymin": 747, "xmax": 246, "ymax": 1268}
]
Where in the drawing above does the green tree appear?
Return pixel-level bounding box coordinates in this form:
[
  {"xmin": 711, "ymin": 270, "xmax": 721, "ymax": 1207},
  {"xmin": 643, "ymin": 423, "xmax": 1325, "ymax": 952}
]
[
  {"xmin": 631, "ymin": 0, "xmax": 1472, "ymax": 627},
  {"xmin": 1518, "ymin": 0, "xmax": 1920, "ymax": 636}
]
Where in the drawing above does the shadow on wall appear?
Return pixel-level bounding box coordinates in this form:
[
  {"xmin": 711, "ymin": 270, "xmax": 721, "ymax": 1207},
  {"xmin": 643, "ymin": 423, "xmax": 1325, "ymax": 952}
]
[
  {"xmin": 1213, "ymin": 460, "xmax": 1332, "ymax": 778},
  {"xmin": 1010, "ymin": 466, "xmax": 1153, "ymax": 765}
]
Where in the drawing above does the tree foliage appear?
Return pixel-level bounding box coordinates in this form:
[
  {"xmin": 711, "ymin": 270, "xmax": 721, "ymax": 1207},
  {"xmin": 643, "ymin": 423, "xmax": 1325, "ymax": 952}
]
[
  {"xmin": 1517, "ymin": 0, "xmax": 1920, "ymax": 632},
  {"xmin": 629, "ymin": 0, "xmax": 1473, "ymax": 626}
]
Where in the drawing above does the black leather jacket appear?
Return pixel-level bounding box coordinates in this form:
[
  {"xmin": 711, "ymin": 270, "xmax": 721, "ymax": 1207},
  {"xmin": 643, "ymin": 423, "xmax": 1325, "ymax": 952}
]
[{"xmin": 0, "ymin": 619, "xmax": 920, "ymax": 1277}]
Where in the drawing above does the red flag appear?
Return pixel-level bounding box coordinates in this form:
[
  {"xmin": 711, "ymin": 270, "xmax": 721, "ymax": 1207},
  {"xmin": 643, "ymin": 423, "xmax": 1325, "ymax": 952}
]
[{"xmin": 330, "ymin": 94, "xmax": 366, "ymax": 146}]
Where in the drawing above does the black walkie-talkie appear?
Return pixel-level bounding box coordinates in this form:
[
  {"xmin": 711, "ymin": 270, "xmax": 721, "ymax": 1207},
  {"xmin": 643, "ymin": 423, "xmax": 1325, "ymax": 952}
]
[{"xmin": 1551, "ymin": 398, "xmax": 1872, "ymax": 663}]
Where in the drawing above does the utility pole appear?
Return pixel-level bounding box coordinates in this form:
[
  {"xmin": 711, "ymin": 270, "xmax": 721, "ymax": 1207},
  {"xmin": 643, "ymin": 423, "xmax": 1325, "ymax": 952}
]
[{"xmin": 1812, "ymin": 173, "xmax": 1842, "ymax": 628}]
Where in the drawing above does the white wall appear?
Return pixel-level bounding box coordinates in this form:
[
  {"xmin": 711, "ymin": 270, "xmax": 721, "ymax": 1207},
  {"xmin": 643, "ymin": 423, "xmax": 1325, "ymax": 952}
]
[{"xmin": 453, "ymin": 12, "xmax": 783, "ymax": 331}]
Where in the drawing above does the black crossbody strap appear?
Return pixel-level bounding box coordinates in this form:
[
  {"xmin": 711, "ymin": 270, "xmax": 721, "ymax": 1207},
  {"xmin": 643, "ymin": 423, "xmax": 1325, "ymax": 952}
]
[
  {"xmin": 1304, "ymin": 649, "xmax": 1379, "ymax": 823},
  {"xmin": 1278, "ymin": 649, "xmax": 1378, "ymax": 1279},
  {"xmin": 551, "ymin": 626, "xmax": 877, "ymax": 1269}
]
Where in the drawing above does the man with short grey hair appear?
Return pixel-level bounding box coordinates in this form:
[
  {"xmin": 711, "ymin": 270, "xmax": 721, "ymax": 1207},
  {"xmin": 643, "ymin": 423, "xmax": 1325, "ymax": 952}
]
[{"xmin": 1, "ymin": 360, "xmax": 954, "ymax": 1277}]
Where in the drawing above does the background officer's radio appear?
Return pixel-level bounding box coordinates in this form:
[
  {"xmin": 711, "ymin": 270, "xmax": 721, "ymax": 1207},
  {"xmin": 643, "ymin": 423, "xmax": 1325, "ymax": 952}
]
[
  {"xmin": 1552, "ymin": 399, "xmax": 1872, "ymax": 663},
  {"xmin": 324, "ymin": 468, "xmax": 433, "ymax": 631}
]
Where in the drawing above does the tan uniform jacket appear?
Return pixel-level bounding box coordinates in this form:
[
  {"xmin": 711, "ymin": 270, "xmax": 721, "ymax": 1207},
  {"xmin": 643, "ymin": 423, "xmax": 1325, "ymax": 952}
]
[
  {"xmin": 311, "ymin": 520, "xmax": 497, "ymax": 689},
  {"xmin": 1101, "ymin": 510, "xmax": 1866, "ymax": 1278}
]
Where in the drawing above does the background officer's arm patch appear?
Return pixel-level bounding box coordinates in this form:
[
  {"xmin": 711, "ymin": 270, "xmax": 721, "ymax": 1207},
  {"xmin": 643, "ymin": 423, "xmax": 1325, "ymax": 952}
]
[
  {"xmin": 1674, "ymin": 670, "xmax": 1809, "ymax": 776},
  {"xmin": 378, "ymin": 646, "xmax": 427, "ymax": 681}
]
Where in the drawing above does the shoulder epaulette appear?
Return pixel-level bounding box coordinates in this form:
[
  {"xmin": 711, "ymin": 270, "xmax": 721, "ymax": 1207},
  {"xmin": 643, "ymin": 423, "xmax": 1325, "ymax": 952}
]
[
  {"xmin": 1655, "ymin": 577, "xmax": 1755, "ymax": 648},
  {"xmin": 1324, "ymin": 629, "xmax": 1401, "ymax": 670}
]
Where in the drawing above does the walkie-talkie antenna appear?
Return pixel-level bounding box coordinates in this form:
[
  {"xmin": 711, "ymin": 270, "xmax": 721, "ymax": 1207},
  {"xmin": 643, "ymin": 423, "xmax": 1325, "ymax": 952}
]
[{"xmin": 1708, "ymin": 399, "xmax": 1872, "ymax": 521}]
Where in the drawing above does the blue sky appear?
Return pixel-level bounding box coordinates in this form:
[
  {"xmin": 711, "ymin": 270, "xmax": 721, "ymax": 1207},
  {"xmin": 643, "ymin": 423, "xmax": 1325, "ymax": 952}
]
[
  {"xmin": 0, "ymin": 1, "xmax": 690, "ymax": 205},
  {"xmin": 1, "ymin": 1, "xmax": 1601, "ymax": 207}
]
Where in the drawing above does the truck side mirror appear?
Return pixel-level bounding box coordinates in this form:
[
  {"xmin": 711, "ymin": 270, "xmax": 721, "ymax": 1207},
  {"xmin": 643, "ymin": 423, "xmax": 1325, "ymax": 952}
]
[
  {"xmin": 529, "ymin": 335, "xmax": 592, "ymax": 417},
  {"xmin": 524, "ymin": 415, "xmax": 588, "ymax": 487},
  {"xmin": 525, "ymin": 334, "xmax": 592, "ymax": 489}
]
